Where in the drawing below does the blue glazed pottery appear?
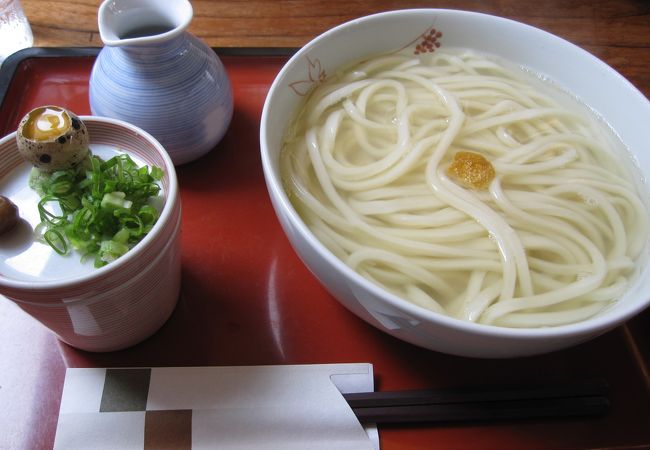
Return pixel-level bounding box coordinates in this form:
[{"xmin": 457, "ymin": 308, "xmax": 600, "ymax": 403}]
[{"xmin": 89, "ymin": 0, "xmax": 233, "ymax": 165}]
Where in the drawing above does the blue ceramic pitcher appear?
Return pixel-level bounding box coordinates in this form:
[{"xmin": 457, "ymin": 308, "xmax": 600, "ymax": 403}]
[{"xmin": 89, "ymin": 0, "xmax": 233, "ymax": 165}]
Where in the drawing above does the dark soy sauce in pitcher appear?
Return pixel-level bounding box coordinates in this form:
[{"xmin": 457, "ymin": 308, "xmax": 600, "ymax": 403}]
[{"xmin": 120, "ymin": 24, "xmax": 174, "ymax": 39}]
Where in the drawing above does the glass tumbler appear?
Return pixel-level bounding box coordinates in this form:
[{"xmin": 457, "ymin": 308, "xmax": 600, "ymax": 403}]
[{"xmin": 0, "ymin": 0, "xmax": 33, "ymax": 65}]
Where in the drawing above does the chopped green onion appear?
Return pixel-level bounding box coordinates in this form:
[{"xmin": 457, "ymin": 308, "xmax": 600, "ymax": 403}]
[
  {"xmin": 29, "ymin": 151, "xmax": 164, "ymax": 267},
  {"xmin": 101, "ymin": 191, "xmax": 133, "ymax": 210},
  {"xmin": 38, "ymin": 196, "xmax": 68, "ymax": 226},
  {"xmin": 99, "ymin": 239, "xmax": 130, "ymax": 264},
  {"xmin": 113, "ymin": 227, "xmax": 130, "ymax": 244},
  {"xmin": 43, "ymin": 229, "xmax": 68, "ymax": 255},
  {"xmin": 150, "ymin": 166, "xmax": 164, "ymax": 180}
]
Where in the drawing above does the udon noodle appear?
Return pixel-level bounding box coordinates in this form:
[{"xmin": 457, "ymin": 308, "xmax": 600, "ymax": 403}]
[{"xmin": 280, "ymin": 49, "xmax": 650, "ymax": 328}]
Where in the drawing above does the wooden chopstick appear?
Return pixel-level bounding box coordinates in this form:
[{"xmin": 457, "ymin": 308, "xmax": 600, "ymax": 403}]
[{"xmin": 344, "ymin": 378, "xmax": 609, "ymax": 424}]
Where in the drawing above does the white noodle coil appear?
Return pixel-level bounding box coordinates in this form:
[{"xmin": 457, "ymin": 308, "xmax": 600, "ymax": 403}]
[{"xmin": 281, "ymin": 50, "xmax": 649, "ymax": 328}]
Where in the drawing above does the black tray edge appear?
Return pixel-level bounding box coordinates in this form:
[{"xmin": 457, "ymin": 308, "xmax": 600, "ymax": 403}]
[{"xmin": 0, "ymin": 46, "xmax": 297, "ymax": 111}]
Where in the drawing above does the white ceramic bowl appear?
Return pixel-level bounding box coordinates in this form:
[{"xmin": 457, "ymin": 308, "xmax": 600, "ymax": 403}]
[
  {"xmin": 260, "ymin": 9, "xmax": 650, "ymax": 358},
  {"xmin": 0, "ymin": 116, "xmax": 181, "ymax": 352}
]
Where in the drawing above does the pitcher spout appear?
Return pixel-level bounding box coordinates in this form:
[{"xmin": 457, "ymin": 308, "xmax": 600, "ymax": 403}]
[{"xmin": 98, "ymin": 0, "xmax": 193, "ymax": 47}]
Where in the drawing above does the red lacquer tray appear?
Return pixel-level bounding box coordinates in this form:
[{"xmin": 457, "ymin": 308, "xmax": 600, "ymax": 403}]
[{"xmin": 0, "ymin": 48, "xmax": 648, "ymax": 450}]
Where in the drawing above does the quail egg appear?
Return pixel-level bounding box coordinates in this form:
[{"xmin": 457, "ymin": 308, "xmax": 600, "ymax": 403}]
[{"xmin": 16, "ymin": 106, "xmax": 89, "ymax": 172}]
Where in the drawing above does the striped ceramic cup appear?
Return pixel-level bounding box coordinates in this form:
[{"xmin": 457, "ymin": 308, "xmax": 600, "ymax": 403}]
[{"xmin": 0, "ymin": 116, "xmax": 181, "ymax": 352}]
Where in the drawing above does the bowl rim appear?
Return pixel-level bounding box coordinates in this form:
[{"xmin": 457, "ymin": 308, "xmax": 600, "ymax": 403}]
[
  {"xmin": 260, "ymin": 8, "xmax": 650, "ymax": 339},
  {"xmin": 0, "ymin": 115, "xmax": 178, "ymax": 290}
]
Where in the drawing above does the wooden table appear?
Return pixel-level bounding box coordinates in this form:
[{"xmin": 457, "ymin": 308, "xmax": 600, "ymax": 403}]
[
  {"xmin": 2, "ymin": 1, "xmax": 650, "ymax": 449},
  {"xmin": 20, "ymin": 0, "xmax": 650, "ymax": 97}
]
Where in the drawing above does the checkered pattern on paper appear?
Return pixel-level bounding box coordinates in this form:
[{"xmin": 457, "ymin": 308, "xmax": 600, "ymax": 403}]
[
  {"xmin": 53, "ymin": 365, "xmax": 376, "ymax": 450},
  {"xmin": 55, "ymin": 368, "xmax": 191, "ymax": 449}
]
